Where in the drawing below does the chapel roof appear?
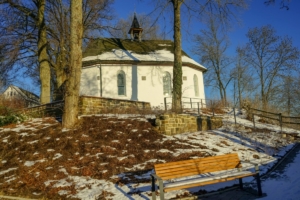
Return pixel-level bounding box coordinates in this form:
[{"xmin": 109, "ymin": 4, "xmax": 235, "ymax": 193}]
[
  {"xmin": 83, "ymin": 38, "xmax": 188, "ymax": 57},
  {"xmin": 130, "ymin": 13, "xmax": 140, "ymax": 29},
  {"xmin": 82, "ymin": 38, "xmax": 207, "ymax": 72}
]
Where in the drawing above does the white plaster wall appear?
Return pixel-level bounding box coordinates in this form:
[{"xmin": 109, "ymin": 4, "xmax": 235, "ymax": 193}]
[
  {"xmin": 101, "ymin": 65, "xmax": 133, "ymax": 100},
  {"xmin": 2, "ymin": 86, "xmax": 21, "ymax": 99},
  {"xmin": 3, "ymin": 86, "xmax": 14, "ymax": 97},
  {"xmin": 182, "ymin": 67, "xmax": 206, "ymax": 107},
  {"xmin": 80, "ymin": 65, "xmax": 101, "ymax": 96},
  {"xmin": 80, "ymin": 64, "xmax": 206, "ymax": 108},
  {"xmin": 137, "ymin": 65, "xmax": 173, "ymax": 108},
  {"xmin": 182, "ymin": 67, "xmax": 205, "ymax": 98}
]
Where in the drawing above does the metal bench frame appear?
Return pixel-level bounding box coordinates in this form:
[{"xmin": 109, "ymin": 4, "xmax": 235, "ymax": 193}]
[{"xmin": 151, "ymin": 153, "xmax": 262, "ymax": 200}]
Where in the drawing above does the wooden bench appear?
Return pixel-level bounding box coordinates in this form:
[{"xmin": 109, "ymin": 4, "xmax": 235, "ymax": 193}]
[{"xmin": 151, "ymin": 153, "xmax": 262, "ymax": 200}]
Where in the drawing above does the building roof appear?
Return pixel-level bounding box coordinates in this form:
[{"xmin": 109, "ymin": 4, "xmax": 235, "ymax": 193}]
[
  {"xmin": 2, "ymin": 85, "xmax": 40, "ymax": 104},
  {"xmin": 17, "ymin": 86, "xmax": 39, "ymax": 102},
  {"xmin": 83, "ymin": 38, "xmax": 207, "ymax": 71},
  {"xmin": 130, "ymin": 13, "xmax": 140, "ymax": 29}
]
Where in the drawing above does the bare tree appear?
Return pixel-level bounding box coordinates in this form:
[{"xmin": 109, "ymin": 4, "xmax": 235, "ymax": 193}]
[
  {"xmin": 273, "ymin": 74, "xmax": 300, "ymax": 116},
  {"xmin": 234, "ymin": 47, "xmax": 256, "ymax": 108},
  {"xmin": 37, "ymin": 0, "xmax": 51, "ymax": 104},
  {"xmin": 0, "ymin": 0, "xmax": 114, "ymax": 103},
  {"xmin": 170, "ymin": 0, "xmax": 183, "ymax": 112},
  {"xmin": 264, "ymin": 0, "xmax": 292, "ymax": 9},
  {"xmin": 150, "ymin": 0, "xmax": 247, "ymax": 111},
  {"xmin": 294, "ymin": 74, "xmax": 300, "ymax": 116},
  {"xmin": 0, "ymin": 0, "xmax": 51, "ymax": 103},
  {"xmin": 62, "ymin": 0, "xmax": 83, "ymax": 128},
  {"xmin": 47, "ymin": 0, "xmax": 113, "ymax": 100},
  {"xmin": 110, "ymin": 13, "xmax": 163, "ymax": 40},
  {"xmin": 239, "ymin": 25, "xmax": 299, "ymax": 109},
  {"xmin": 194, "ymin": 16, "xmax": 232, "ymax": 104},
  {"xmin": 0, "ymin": 42, "xmax": 18, "ymax": 86}
]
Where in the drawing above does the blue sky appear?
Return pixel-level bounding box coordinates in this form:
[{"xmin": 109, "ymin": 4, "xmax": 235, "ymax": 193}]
[
  {"xmin": 15, "ymin": 0, "xmax": 300, "ymax": 97},
  {"xmin": 111, "ymin": 0, "xmax": 300, "ymax": 99},
  {"xmin": 112, "ymin": 0, "xmax": 300, "ymax": 60}
]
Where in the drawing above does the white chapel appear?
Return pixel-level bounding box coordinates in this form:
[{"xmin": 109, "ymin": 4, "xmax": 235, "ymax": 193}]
[{"xmin": 80, "ymin": 14, "xmax": 206, "ymax": 108}]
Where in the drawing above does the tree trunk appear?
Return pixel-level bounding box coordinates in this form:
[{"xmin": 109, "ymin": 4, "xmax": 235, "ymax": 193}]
[
  {"xmin": 171, "ymin": 0, "xmax": 183, "ymax": 113},
  {"xmin": 237, "ymin": 65, "xmax": 242, "ymax": 108},
  {"xmin": 53, "ymin": 40, "xmax": 67, "ymax": 101},
  {"xmin": 37, "ymin": 0, "xmax": 51, "ymax": 104},
  {"xmin": 62, "ymin": 0, "xmax": 83, "ymax": 128}
]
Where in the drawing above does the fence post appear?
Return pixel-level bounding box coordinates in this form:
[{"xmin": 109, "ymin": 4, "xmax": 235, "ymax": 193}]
[
  {"xmin": 197, "ymin": 102, "xmax": 200, "ymax": 115},
  {"xmin": 190, "ymin": 98, "xmax": 192, "ymax": 108},
  {"xmin": 164, "ymin": 97, "xmax": 167, "ymax": 111},
  {"xmin": 201, "ymin": 99, "xmax": 203, "ymax": 108},
  {"xmin": 252, "ymin": 113, "xmax": 256, "ymax": 130},
  {"xmin": 279, "ymin": 113, "xmax": 282, "ymax": 133},
  {"xmin": 233, "ymin": 107, "xmax": 237, "ymax": 125},
  {"xmin": 181, "ymin": 100, "xmax": 183, "ymax": 113}
]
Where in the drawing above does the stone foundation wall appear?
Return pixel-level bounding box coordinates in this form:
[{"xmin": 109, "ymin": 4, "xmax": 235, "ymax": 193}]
[
  {"xmin": 197, "ymin": 116, "xmax": 223, "ymax": 131},
  {"xmin": 156, "ymin": 114, "xmax": 223, "ymax": 135},
  {"xmin": 22, "ymin": 101, "xmax": 64, "ymax": 118},
  {"xmin": 155, "ymin": 114, "xmax": 197, "ymax": 135},
  {"xmin": 23, "ymin": 97, "xmax": 151, "ymax": 117},
  {"xmin": 78, "ymin": 96, "xmax": 151, "ymax": 115}
]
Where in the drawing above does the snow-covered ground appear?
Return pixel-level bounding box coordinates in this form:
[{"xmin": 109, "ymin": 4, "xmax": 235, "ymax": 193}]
[
  {"xmin": 0, "ymin": 110, "xmax": 299, "ymax": 199},
  {"xmin": 260, "ymin": 145, "xmax": 300, "ymax": 200}
]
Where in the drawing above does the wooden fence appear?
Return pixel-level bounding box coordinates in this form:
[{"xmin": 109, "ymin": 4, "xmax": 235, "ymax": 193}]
[
  {"xmin": 251, "ymin": 108, "xmax": 300, "ymax": 131},
  {"xmin": 164, "ymin": 97, "xmax": 209, "ymax": 115}
]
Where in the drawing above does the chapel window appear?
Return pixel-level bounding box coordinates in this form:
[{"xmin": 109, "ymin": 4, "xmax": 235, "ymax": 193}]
[
  {"xmin": 194, "ymin": 74, "xmax": 199, "ymax": 97},
  {"xmin": 117, "ymin": 71, "xmax": 126, "ymax": 95},
  {"xmin": 163, "ymin": 72, "xmax": 172, "ymax": 96}
]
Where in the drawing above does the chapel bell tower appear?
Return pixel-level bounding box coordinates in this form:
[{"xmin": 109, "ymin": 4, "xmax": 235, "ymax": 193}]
[{"xmin": 128, "ymin": 13, "xmax": 143, "ymax": 42}]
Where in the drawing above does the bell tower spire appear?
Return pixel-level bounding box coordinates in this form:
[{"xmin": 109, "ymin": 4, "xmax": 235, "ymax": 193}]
[{"xmin": 128, "ymin": 13, "xmax": 143, "ymax": 42}]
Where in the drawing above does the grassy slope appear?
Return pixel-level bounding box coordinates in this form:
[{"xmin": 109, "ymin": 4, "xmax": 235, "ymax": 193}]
[
  {"xmin": 0, "ymin": 116, "xmax": 209, "ymax": 199},
  {"xmin": 0, "ymin": 113, "xmax": 298, "ymax": 199}
]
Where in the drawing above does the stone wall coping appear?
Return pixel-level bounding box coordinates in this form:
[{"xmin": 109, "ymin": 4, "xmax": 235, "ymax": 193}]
[{"xmin": 80, "ymin": 95, "xmax": 150, "ymax": 104}]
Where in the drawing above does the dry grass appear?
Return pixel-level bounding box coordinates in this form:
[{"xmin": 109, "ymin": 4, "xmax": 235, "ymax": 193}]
[
  {"xmin": 0, "ymin": 97, "xmax": 26, "ymax": 115},
  {"xmin": 1, "ymin": 111, "xmax": 298, "ymax": 199},
  {"xmin": 0, "ymin": 116, "xmax": 209, "ymax": 199}
]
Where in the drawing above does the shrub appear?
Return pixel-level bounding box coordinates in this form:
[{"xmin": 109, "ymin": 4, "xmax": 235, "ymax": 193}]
[
  {"xmin": 0, "ymin": 113, "xmax": 27, "ymax": 127},
  {"xmin": 0, "ymin": 97, "xmax": 26, "ymax": 115}
]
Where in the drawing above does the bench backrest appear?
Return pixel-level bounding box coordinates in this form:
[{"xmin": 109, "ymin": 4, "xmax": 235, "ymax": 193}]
[{"xmin": 154, "ymin": 153, "xmax": 242, "ymax": 180}]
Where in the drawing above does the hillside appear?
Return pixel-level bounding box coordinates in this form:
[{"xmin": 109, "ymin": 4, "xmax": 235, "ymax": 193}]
[{"xmin": 0, "ymin": 111, "xmax": 299, "ymax": 199}]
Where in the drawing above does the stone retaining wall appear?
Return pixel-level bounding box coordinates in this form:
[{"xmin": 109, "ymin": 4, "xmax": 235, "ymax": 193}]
[
  {"xmin": 197, "ymin": 116, "xmax": 223, "ymax": 131},
  {"xmin": 78, "ymin": 96, "xmax": 151, "ymax": 115},
  {"xmin": 156, "ymin": 113, "xmax": 223, "ymax": 135},
  {"xmin": 155, "ymin": 113, "xmax": 197, "ymax": 135},
  {"xmin": 22, "ymin": 100, "xmax": 64, "ymax": 118},
  {"xmin": 23, "ymin": 96, "xmax": 151, "ymax": 117}
]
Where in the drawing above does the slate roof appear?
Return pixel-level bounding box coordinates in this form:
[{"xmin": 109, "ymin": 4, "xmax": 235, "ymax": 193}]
[
  {"xmin": 2, "ymin": 85, "xmax": 40, "ymax": 105},
  {"xmin": 83, "ymin": 38, "xmax": 188, "ymax": 57},
  {"xmin": 82, "ymin": 38, "xmax": 207, "ymax": 71},
  {"xmin": 130, "ymin": 13, "xmax": 140, "ymax": 28}
]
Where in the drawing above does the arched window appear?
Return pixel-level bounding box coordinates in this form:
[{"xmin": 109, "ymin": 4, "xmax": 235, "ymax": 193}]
[
  {"xmin": 194, "ymin": 74, "xmax": 199, "ymax": 97},
  {"xmin": 163, "ymin": 72, "xmax": 171, "ymax": 96},
  {"xmin": 117, "ymin": 71, "xmax": 126, "ymax": 95}
]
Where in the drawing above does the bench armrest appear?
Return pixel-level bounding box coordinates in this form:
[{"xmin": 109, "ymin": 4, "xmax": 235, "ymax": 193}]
[
  {"xmin": 241, "ymin": 161, "xmax": 260, "ymax": 172},
  {"xmin": 242, "ymin": 161, "xmax": 259, "ymax": 166},
  {"xmin": 151, "ymin": 173, "xmax": 163, "ymax": 181}
]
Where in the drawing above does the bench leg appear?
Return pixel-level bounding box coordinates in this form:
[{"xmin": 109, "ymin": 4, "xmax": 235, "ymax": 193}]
[
  {"xmin": 255, "ymin": 173, "xmax": 262, "ymax": 196},
  {"xmin": 239, "ymin": 178, "xmax": 243, "ymax": 190},
  {"xmin": 158, "ymin": 179, "xmax": 164, "ymax": 200},
  {"xmin": 151, "ymin": 176, "xmax": 156, "ymax": 200}
]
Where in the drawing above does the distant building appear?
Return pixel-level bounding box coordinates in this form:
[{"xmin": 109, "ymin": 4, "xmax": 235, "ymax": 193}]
[
  {"xmin": 80, "ymin": 14, "xmax": 206, "ymax": 108},
  {"xmin": 1, "ymin": 85, "xmax": 40, "ymax": 108}
]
